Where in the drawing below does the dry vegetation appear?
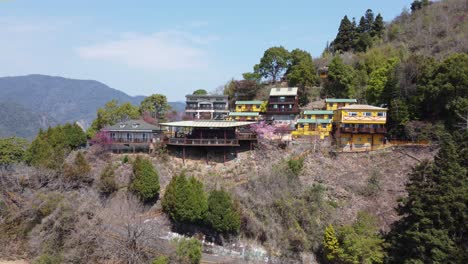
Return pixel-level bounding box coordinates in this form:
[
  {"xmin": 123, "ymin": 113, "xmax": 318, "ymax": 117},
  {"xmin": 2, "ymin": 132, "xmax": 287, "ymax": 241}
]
[{"xmin": 0, "ymin": 140, "xmax": 436, "ymax": 263}]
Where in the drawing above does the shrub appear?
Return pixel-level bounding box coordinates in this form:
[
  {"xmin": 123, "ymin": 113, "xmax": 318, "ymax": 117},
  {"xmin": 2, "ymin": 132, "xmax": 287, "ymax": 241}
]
[
  {"xmin": 152, "ymin": 256, "xmax": 169, "ymax": 264},
  {"xmin": 62, "ymin": 152, "xmax": 93, "ymax": 184},
  {"xmin": 175, "ymin": 237, "xmax": 202, "ymax": 264},
  {"xmin": 98, "ymin": 163, "xmax": 118, "ymax": 195},
  {"xmin": 0, "ymin": 137, "xmax": 29, "ymax": 167},
  {"xmin": 33, "ymin": 253, "xmax": 62, "ymax": 264},
  {"xmin": 122, "ymin": 155, "xmax": 129, "ymax": 164},
  {"xmin": 130, "ymin": 156, "xmax": 160, "ymax": 203},
  {"xmin": 287, "ymin": 157, "xmax": 304, "ymax": 176},
  {"xmin": 162, "ymin": 172, "xmax": 207, "ymax": 224},
  {"xmin": 205, "ymin": 189, "xmax": 241, "ymax": 234}
]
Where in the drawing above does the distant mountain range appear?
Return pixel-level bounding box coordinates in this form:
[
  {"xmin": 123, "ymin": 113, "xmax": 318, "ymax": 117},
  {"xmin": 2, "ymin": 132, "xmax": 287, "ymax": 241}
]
[{"xmin": 0, "ymin": 74, "xmax": 185, "ymax": 139}]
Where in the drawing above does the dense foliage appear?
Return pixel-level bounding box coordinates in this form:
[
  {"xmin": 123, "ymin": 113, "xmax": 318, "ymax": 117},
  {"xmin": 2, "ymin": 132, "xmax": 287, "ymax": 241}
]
[
  {"xmin": 175, "ymin": 237, "xmax": 202, "ymax": 264},
  {"xmin": 130, "ymin": 156, "xmax": 160, "ymax": 203},
  {"xmin": 323, "ymin": 212, "xmax": 385, "ymax": 264},
  {"xmin": 205, "ymin": 190, "xmax": 241, "ymax": 234},
  {"xmin": 0, "ymin": 137, "xmax": 29, "ymax": 166},
  {"xmin": 26, "ymin": 123, "xmax": 86, "ymax": 169},
  {"xmin": 139, "ymin": 94, "xmax": 171, "ymax": 122},
  {"xmin": 98, "ymin": 163, "xmax": 118, "ymax": 195},
  {"xmin": 385, "ymin": 133, "xmax": 467, "ymax": 263},
  {"xmin": 87, "ymin": 100, "xmax": 140, "ymax": 138},
  {"xmin": 162, "ymin": 172, "xmax": 207, "ymax": 224}
]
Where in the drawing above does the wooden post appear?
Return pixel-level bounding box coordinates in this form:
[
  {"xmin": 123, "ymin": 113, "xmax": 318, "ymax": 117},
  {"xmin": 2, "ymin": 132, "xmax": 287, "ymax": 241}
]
[
  {"xmin": 350, "ymin": 134, "xmax": 353, "ymax": 151},
  {"xmin": 223, "ymin": 147, "xmax": 226, "ymax": 165},
  {"xmin": 224, "ymin": 129, "xmax": 227, "ymax": 144},
  {"xmin": 206, "ymin": 150, "xmax": 208, "ymax": 165}
]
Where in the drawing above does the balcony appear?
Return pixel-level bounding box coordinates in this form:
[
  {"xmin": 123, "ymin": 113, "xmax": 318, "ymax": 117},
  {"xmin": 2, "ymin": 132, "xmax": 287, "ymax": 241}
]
[
  {"xmin": 266, "ymin": 108, "xmax": 299, "ymax": 114},
  {"xmin": 111, "ymin": 138, "xmax": 152, "ymax": 144},
  {"xmin": 340, "ymin": 127, "xmax": 387, "ymax": 134},
  {"xmin": 236, "ymin": 132, "xmax": 257, "ymax": 140},
  {"xmin": 166, "ymin": 138, "xmax": 239, "ymax": 146},
  {"xmin": 269, "ymin": 98, "xmax": 296, "ymax": 103}
]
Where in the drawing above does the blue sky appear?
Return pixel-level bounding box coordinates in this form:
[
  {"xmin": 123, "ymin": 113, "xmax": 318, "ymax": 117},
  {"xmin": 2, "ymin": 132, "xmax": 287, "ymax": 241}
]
[{"xmin": 0, "ymin": 0, "xmax": 413, "ymax": 101}]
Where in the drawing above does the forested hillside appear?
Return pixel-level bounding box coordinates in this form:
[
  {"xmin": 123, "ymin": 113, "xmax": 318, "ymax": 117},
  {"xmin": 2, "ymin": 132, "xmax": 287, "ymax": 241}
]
[
  {"xmin": 0, "ymin": 0, "xmax": 466, "ymax": 264},
  {"xmin": 0, "ymin": 75, "xmax": 185, "ymax": 139}
]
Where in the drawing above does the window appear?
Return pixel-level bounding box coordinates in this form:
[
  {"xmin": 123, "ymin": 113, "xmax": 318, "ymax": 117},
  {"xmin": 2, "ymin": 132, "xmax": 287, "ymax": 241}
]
[
  {"xmin": 289, "ymin": 104, "xmax": 292, "ymax": 109},
  {"xmin": 322, "ymin": 124, "xmax": 327, "ymax": 128},
  {"xmin": 348, "ymin": 112, "xmax": 357, "ymax": 116},
  {"xmin": 273, "ymin": 104, "xmax": 278, "ymax": 109},
  {"xmin": 329, "ymin": 103, "xmax": 333, "ymax": 107},
  {"xmin": 279, "ymin": 96, "xmax": 285, "ymax": 102},
  {"xmin": 377, "ymin": 112, "xmax": 386, "ymax": 117},
  {"xmin": 364, "ymin": 112, "xmax": 372, "ymax": 116},
  {"xmin": 111, "ymin": 133, "xmax": 116, "ymax": 139},
  {"xmin": 367, "ymin": 137, "xmax": 372, "ymax": 142},
  {"xmin": 357, "ymin": 137, "xmax": 362, "ymax": 142},
  {"xmin": 328, "ymin": 115, "xmax": 333, "ymax": 119}
]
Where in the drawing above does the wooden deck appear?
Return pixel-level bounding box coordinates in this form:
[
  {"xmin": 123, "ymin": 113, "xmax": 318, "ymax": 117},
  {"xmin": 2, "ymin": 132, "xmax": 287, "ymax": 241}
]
[{"xmin": 166, "ymin": 138, "xmax": 239, "ymax": 146}]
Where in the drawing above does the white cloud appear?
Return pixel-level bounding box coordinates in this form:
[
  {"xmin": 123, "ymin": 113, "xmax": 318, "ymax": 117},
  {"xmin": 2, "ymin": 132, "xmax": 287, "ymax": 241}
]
[{"xmin": 77, "ymin": 31, "xmax": 217, "ymax": 71}]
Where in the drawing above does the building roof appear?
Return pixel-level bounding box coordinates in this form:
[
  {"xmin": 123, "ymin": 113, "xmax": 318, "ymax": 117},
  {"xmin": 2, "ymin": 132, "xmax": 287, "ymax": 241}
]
[
  {"xmin": 339, "ymin": 104, "xmax": 388, "ymax": 110},
  {"xmin": 235, "ymin": 100, "xmax": 264, "ymax": 105},
  {"xmin": 269, "ymin": 87, "xmax": 298, "ymax": 96},
  {"xmin": 303, "ymin": 110, "xmax": 334, "ymax": 115},
  {"xmin": 186, "ymin": 94, "xmax": 227, "ymax": 98},
  {"xmin": 325, "ymin": 98, "xmax": 357, "ymax": 103},
  {"xmin": 229, "ymin": 112, "xmax": 260, "ymax": 117},
  {"xmin": 297, "ymin": 119, "xmax": 332, "ymax": 124},
  {"xmin": 104, "ymin": 120, "xmax": 160, "ymax": 132},
  {"xmin": 159, "ymin": 120, "xmax": 255, "ymax": 128}
]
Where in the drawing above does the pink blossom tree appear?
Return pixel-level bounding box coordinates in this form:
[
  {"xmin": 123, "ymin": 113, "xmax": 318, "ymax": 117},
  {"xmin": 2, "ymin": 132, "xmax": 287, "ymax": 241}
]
[{"xmin": 250, "ymin": 121, "xmax": 276, "ymax": 139}]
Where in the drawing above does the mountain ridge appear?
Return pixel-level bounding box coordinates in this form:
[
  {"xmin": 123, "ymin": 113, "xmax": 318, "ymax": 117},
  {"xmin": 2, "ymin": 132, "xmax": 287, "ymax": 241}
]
[{"xmin": 0, "ymin": 74, "xmax": 184, "ymax": 139}]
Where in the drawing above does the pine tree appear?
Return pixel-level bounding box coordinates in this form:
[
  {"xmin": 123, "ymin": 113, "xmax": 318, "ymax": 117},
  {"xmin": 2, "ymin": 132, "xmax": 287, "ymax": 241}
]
[
  {"xmin": 130, "ymin": 156, "xmax": 160, "ymax": 203},
  {"xmin": 162, "ymin": 172, "xmax": 207, "ymax": 224},
  {"xmin": 386, "ymin": 134, "xmax": 467, "ymax": 263},
  {"xmin": 323, "ymin": 224, "xmax": 341, "ymax": 261},
  {"xmin": 333, "ymin": 16, "xmax": 356, "ymax": 52},
  {"xmin": 205, "ymin": 190, "xmax": 241, "ymax": 234},
  {"xmin": 373, "ymin": 14, "xmax": 385, "ymax": 38}
]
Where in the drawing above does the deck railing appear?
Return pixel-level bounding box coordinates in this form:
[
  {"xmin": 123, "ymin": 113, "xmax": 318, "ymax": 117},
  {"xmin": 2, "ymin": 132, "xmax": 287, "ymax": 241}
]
[
  {"xmin": 167, "ymin": 138, "xmax": 239, "ymax": 146},
  {"xmin": 340, "ymin": 127, "xmax": 387, "ymax": 134},
  {"xmin": 236, "ymin": 133, "xmax": 257, "ymax": 140},
  {"xmin": 112, "ymin": 138, "xmax": 152, "ymax": 143}
]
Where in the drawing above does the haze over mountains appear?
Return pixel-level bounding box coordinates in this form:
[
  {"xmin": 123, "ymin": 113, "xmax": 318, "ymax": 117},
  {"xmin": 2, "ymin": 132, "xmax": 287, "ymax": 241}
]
[{"xmin": 0, "ymin": 74, "xmax": 184, "ymax": 139}]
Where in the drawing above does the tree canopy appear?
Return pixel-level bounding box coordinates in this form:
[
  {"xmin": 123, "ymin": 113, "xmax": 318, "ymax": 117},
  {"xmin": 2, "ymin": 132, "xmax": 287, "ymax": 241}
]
[
  {"xmin": 254, "ymin": 46, "xmax": 291, "ymax": 83},
  {"xmin": 139, "ymin": 94, "xmax": 171, "ymax": 122},
  {"xmin": 130, "ymin": 156, "xmax": 160, "ymax": 203},
  {"xmin": 205, "ymin": 189, "xmax": 241, "ymax": 234},
  {"xmin": 0, "ymin": 137, "xmax": 29, "ymax": 166},
  {"xmin": 87, "ymin": 100, "xmax": 140, "ymax": 138},
  {"xmin": 192, "ymin": 89, "xmax": 208, "ymax": 95}
]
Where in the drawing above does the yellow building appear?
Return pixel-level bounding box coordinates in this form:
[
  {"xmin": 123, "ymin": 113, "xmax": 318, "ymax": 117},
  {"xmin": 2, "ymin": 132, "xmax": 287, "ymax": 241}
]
[
  {"xmin": 325, "ymin": 98, "xmax": 357, "ymax": 111},
  {"xmin": 235, "ymin": 101, "xmax": 263, "ymax": 112},
  {"xmin": 292, "ymin": 110, "xmax": 334, "ymax": 139},
  {"xmin": 229, "ymin": 100, "xmax": 264, "ymax": 121},
  {"xmin": 333, "ymin": 104, "xmax": 387, "ymax": 151},
  {"xmin": 229, "ymin": 112, "xmax": 260, "ymax": 121}
]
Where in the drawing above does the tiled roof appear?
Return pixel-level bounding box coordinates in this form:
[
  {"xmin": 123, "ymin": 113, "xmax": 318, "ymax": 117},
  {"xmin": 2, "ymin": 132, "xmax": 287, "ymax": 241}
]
[
  {"xmin": 235, "ymin": 101, "xmax": 264, "ymax": 105},
  {"xmin": 104, "ymin": 120, "xmax": 160, "ymax": 132},
  {"xmin": 303, "ymin": 110, "xmax": 334, "ymax": 115},
  {"xmin": 269, "ymin": 87, "xmax": 298, "ymax": 96},
  {"xmin": 159, "ymin": 120, "xmax": 255, "ymax": 128},
  {"xmin": 229, "ymin": 112, "xmax": 260, "ymax": 117},
  {"xmin": 339, "ymin": 104, "xmax": 387, "ymax": 110},
  {"xmin": 325, "ymin": 98, "xmax": 357, "ymax": 103},
  {"xmin": 297, "ymin": 119, "xmax": 332, "ymax": 124}
]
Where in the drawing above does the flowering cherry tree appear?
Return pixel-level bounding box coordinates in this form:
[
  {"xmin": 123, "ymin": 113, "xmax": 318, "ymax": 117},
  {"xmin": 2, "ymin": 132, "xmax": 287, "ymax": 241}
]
[{"xmin": 250, "ymin": 121, "xmax": 276, "ymax": 139}]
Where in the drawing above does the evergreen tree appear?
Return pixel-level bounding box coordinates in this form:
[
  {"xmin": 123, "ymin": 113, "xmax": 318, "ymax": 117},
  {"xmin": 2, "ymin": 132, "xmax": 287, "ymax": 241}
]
[
  {"xmin": 162, "ymin": 172, "xmax": 207, "ymax": 224},
  {"xmin": 373, "ymin": 14, "xmax": 385, "ymax": 38},
  {"xmin": 386, "ymin": 134, "xmax": 467, "ymax": 263},
  {"xmin": 324, "ymin": 56, "xmax": 356, "ymax": 97},
  {"xmin": 205, "ymin": 189, "xmax": 241, "ymax": 234},
  {"xmin": 333, "ymin": 16, "xmax": 356, "ymax": 52},
  {"xmin": 323, "ymin": 224, "xmax": 341, "ymax": 262},
  {"xmin": 0, "ymin": 137, "xmax": 29, "ymax": 167},
  {"xmin": 98, "ymin": 163, "xmax": 118, "ymax": 195},
  {"xmin": 364, "ymin": 9, "xmax": 375, "ymax": 33},
  {"xmin": 130, "ymin": 156, "xmax": 160, "ymax": 203}
]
